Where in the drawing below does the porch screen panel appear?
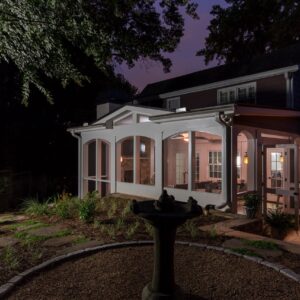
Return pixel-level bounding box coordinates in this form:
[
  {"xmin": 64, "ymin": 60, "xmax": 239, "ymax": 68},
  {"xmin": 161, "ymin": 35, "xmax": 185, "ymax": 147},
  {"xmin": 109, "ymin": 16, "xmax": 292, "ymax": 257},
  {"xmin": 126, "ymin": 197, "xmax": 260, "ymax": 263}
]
[
  {"xmin": 192, "ymin": 131, "xmax": 222, "ymax": 194},
  {"xmin": 83, "ymin": 139, "xmax": 110, "ymax": 197},
  {"xmin": 163, "ymin": 133, "xmax": 188, "ymax": 189},
  {"xmin": 117, "ymin": 137, "xmax": 134, "ymax": 183},
  {"xmin": 88, "ymin": 141, "xmax": 96, "ymax": 177},
  {"xmin": 136, "ymin": 136, "xmax": 155, "ymax": 185}
]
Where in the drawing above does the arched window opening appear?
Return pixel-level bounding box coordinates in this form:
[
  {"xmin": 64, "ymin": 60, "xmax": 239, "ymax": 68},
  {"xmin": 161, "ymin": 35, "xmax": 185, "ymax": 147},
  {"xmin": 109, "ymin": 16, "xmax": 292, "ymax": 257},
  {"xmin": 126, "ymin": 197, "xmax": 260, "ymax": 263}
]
[{"xmin": 117, "ymin": 136, "xmax": 155, "ymax": 185}]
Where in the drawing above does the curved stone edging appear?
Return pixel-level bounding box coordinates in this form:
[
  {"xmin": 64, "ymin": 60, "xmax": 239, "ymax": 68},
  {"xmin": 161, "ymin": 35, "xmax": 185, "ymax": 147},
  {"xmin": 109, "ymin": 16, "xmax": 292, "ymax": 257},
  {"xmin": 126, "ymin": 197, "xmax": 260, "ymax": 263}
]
[{"xmin": 1, "ymin": 240, "xmax": 300, "ymax": 299}]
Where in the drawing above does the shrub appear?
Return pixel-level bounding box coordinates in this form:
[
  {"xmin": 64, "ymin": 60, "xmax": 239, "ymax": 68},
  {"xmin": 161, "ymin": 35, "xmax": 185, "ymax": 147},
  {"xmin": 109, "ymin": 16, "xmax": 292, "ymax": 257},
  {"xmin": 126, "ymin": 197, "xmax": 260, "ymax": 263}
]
[
  {"xmin": 125, "ymin": 221, "xmax": 140, "ymax": 239},
  {"xmin": 244, "ymin": 193, "xmax": 260, "ymax": 208},
  {"xmin": 208, "ymin": 225, "xmax": 218, "ymax": 239},
  {"xmin": 184, "ymin": 220, "xmax": 199, "ymax": 239},
  {"xmin": 54, "ymin": 193, "xmax": 79, "ymax": 219},
  {"xmin": 265, "ymin": 208, "xmax": 294, "ymax": 232},
  {"xmin": 107, "ymin": 200, "xmax": 118, "ymax": 219},
  {"xmin": 122, "ymin": 201, "xmax": 132, "ymax": 218},
  {"xmin": 22, "ymin": 198, "xmax": 50, "ymax": 216},
  {"xmin": 78, "ymin": 193, "xmax": 97, "ymax": 222},
  {"xmin": 144, "ymin": 221, "xmax": 154, "ymax": 238}
]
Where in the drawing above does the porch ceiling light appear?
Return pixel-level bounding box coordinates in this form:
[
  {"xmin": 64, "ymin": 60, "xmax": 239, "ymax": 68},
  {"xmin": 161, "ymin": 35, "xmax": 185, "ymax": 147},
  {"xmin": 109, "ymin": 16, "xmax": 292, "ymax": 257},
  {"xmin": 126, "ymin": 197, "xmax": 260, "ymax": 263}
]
[{"xmin": 243, "ymin": 152, "xmax": 249, "ymax": 165}]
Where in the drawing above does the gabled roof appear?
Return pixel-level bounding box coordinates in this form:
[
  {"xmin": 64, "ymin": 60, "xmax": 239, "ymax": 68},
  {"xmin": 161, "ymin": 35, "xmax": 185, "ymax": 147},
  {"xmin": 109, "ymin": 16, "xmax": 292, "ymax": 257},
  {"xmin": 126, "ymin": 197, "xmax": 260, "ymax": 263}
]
[
  {"xmin": 68, "ymin": 105, "xmax": 170, "ymax": 132},
  {"xmin": 93, "ymin": 105, "xmax": 169, "ymax": 124},
  {"xmin": 139, "ymin": 43, "xmax": 300, "ymax": 98}
]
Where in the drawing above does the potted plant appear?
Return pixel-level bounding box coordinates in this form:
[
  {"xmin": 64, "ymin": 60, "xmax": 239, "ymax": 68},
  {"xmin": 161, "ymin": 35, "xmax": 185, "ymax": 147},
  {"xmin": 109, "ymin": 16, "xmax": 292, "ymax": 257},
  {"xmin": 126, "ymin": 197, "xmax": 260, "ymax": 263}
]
[
  {"xmin": 243, "ymin": 192, "xmax": 260, "ymax": 219},
  {"xmin": 265, "ymin": 208, "xmax": 294, "ymax": 239}
]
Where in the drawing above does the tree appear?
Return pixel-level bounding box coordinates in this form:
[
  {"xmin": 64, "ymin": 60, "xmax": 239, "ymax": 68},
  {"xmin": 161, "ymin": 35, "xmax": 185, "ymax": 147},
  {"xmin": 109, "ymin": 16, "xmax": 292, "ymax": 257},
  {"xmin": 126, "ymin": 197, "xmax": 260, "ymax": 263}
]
[
  {"xmin": 0, "ymin": 0, "xmax": 198, "ymax": 104},
  {"xmin": 198, "ymin": 0, "xmax": 300, "ymax": 64}
]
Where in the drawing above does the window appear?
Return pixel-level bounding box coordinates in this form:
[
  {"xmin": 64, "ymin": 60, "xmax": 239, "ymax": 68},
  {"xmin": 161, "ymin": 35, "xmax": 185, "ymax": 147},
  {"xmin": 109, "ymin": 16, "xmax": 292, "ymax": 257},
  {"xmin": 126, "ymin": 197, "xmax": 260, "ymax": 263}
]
[
  {"xmin": 117, "ymin": 136, "xmax": 155, "ymax": 185},
  {"xmin": 271, "ymin": 152, "xmax": 283, "ymax": 188},
  {"xmin": 217, "ymin": 82, "xmax": 256, "ymax": 104},
  {"xmin": 83, "ymin": 140, "xmax": 110, "ymax": 197},
  {"xmin": 138, "ymin": 114, "xmax": 150, "ymax": 123},
  {"xmin": 136, "ymin": 136, "xmax": 155, "ymax": 185},
  {"xmin": 166, "ymin": 97, "xmax": 180, "ymax": 110},
  {"xmin": 209, "ymin": 151, "xmax": 222, "ymax": 178}
]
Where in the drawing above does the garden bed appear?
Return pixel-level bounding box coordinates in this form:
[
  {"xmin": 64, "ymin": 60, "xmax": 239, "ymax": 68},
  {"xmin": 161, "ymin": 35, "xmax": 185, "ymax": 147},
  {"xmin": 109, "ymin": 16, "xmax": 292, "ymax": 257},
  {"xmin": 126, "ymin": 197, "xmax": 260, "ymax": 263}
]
[{"xmin": 0, "ymin": 193, "xmax": 228, "ymax": 287}]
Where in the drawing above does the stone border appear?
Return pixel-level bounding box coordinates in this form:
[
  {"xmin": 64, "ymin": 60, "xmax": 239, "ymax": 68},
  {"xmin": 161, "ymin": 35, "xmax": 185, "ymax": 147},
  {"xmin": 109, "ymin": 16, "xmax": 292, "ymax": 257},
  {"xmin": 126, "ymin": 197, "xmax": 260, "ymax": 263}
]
[{"xmin": 1, "ymin": 240, "xmax": 300, "ymax": 298}]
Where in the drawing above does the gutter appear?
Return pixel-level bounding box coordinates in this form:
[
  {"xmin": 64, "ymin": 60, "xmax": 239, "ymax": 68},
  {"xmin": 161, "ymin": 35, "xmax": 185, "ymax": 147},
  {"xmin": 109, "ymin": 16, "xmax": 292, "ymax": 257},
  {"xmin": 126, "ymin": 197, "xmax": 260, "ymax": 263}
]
[
  {"xmin": 215, "ymin": 111, "xmax": 234, "ymax": 210},
  {"xmin": 70, "ymin": 130, "xmax": 82, "ymax": 198}
]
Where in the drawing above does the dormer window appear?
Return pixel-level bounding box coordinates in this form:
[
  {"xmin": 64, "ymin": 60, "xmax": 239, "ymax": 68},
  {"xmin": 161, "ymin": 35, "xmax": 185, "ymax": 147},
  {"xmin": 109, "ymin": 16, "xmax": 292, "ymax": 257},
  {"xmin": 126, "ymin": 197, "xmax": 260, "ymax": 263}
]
[
  {"xmin": 218, "ymin": 82, "xmax": 256, "ymax": 104},
  {"xmin": 166, "ymin": 97, "xmax": 180, "ymax": 110}
]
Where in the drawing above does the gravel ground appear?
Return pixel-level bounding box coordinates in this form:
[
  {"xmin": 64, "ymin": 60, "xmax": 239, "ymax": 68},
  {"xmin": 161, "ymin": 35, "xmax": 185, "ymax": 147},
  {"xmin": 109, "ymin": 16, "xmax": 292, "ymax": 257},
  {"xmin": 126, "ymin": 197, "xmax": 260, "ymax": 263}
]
[{"xmin": 8, "ymin": 245, "xmax": 300, "ymax": 300}]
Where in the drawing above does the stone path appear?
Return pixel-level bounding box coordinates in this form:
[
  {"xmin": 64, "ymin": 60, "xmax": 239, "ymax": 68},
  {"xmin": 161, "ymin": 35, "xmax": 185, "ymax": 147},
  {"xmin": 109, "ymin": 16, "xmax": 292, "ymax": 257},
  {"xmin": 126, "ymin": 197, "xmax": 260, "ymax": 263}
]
[
  {"xmin": 27, "ymin": 224, "xmax": 67, "ymax": 237},
  {"xmin": 42, "ymin": 236, "xmax": 79, "ymax": 247},
  {"xmin": 0, "ymin": 237, "xmax": 19, "ymax": 248},
  {"xmin": 0, "ymin": 214, "xmax": 28, "ymax": 225},
  {"xmin": 200, "ymin": 214, "xmax": 300, "ymax": 255}
]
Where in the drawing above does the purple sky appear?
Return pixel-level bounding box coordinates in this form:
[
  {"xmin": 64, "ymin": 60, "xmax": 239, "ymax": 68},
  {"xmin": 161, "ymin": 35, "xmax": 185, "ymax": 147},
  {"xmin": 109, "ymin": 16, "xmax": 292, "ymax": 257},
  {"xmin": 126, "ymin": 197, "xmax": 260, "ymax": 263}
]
[{"xmin": 117, "ymin": 0, "xmax": 226, "ymax": 92}]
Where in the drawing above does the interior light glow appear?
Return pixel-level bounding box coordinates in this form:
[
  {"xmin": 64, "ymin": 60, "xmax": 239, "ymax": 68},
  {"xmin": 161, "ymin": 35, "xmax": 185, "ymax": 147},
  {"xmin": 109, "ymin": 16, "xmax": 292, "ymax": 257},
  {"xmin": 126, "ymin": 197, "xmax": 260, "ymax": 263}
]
[{"xmin": 243, "ymin": 152, "xmax": 249, "ymax": 165}]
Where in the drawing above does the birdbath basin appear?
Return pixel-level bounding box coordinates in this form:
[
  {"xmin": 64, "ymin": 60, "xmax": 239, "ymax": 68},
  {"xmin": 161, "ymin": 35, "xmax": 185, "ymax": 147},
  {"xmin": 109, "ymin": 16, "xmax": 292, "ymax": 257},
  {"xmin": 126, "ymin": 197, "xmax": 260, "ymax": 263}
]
[{"xmin": 131, "ymin": 190, "xmax": 203, "ymax": 300}]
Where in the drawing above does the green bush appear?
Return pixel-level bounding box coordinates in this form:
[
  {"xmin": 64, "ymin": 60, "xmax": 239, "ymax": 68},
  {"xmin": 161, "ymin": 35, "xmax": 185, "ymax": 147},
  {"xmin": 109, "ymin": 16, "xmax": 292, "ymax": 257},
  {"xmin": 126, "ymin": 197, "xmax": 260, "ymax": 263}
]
[
  {"xmin": 244, "ymin": 193, "xmax": 260, "ymax": 208},
  {"xmin": 54, "ymin": 193, "xmax": 79, "ymax": 219},
  {"xmin": 125, "ymin": 221, "xmax": 140, "ymax": 239},
  {"xmin": 22, "ymin": 198, "xmax": 50, "ymax": 216},
  {"xmin": 265, "ymin": 208, "xmax": 294, "ymax": 231},
  {"xmin": 78, "ymin": 193, "xmax": 97, "ymax": 222}
]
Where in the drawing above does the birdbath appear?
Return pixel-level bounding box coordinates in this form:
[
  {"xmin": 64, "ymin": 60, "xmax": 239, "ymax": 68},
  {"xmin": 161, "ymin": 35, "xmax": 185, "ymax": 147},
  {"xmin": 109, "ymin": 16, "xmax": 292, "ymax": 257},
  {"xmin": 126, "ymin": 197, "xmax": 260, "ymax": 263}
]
[{"xmin": 131, "ymin": 190, "xmax": 203, "ymax": 300}]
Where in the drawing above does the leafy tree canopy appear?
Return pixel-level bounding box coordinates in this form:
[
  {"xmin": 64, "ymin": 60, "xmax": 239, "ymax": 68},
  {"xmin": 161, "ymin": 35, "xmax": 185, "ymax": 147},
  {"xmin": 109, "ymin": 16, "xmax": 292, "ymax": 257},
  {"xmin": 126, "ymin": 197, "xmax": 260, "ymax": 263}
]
[
  {"xmin": 198, "ymin": 0, "xmax": 300, "ymax": 64},
  {"xmin": 0, "ymin": 0, "xmax": 198, "ymax": 104}
]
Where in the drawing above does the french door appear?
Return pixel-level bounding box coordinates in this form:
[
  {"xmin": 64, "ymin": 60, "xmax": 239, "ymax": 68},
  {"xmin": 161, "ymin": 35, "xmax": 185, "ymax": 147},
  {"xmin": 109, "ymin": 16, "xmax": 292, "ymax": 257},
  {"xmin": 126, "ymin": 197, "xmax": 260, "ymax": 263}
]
[{"xmin": 262, "ymin": 144, "xmax": 299, "ymax": 227}]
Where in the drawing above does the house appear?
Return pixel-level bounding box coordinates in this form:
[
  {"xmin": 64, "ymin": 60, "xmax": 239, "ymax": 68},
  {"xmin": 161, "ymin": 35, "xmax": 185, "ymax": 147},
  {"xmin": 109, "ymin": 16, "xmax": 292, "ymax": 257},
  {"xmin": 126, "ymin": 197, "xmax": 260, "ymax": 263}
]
[{"xmin": 68, "ymin": 43, "xmax": 300, "ymax": 221}]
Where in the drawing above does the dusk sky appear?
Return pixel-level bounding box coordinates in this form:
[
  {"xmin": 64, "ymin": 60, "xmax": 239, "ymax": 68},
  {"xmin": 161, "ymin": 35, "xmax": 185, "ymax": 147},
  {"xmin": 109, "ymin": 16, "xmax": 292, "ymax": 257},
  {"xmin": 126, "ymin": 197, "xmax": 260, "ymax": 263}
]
[{"xmin": 117, "ymin": 0, "xmax": 226, "ymax": 92}]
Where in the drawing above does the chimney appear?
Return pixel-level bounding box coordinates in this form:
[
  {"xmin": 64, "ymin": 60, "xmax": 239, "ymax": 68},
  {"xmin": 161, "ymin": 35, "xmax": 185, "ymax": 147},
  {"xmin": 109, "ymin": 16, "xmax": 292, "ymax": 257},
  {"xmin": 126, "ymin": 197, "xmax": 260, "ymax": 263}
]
[{"xmin": 96, "ymin": 102, "xmax": 122, "ymax": 119}]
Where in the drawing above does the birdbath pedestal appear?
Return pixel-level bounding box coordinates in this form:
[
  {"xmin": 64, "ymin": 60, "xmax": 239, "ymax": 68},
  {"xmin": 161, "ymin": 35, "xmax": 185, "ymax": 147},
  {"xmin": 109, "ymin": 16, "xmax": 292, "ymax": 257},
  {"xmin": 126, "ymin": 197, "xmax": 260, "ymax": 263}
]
[{"xmin": 131, "ymin": 190, "xmax": 203, "ymax": 300}]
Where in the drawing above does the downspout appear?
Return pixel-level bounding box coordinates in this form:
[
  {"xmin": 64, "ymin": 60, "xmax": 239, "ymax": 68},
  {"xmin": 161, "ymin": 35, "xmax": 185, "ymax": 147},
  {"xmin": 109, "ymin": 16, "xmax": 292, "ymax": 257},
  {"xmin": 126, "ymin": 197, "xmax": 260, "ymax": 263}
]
[
  {"xmin": 70, "ymin": 130, "xmax": 82, "ymax": 198},
  {"xmin": 215, "ymin": 111, "xmax": 233, "ymax": 210}
]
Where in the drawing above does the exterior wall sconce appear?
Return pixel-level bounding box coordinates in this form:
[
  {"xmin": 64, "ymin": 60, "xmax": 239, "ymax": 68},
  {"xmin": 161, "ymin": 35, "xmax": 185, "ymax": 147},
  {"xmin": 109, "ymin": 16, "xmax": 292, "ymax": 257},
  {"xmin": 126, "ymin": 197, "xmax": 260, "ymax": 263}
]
[
  {"xmin": 243, "ymin": 152, "xmax": 249, "ymax": 164},
  {"xmin": 120, "ymin": 156, "xmax": 123, "ymax": 163},
  {"xmin": 279, "ymin": 153, "xmax": 284, "ymax": 163}
]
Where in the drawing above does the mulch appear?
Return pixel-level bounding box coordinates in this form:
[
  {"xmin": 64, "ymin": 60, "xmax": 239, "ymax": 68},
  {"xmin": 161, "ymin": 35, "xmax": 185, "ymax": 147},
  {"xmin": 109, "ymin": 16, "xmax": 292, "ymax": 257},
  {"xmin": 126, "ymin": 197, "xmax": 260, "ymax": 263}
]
[{"xmin": 7, "ymin": 245, "xmax": 300, "ymax": 300}]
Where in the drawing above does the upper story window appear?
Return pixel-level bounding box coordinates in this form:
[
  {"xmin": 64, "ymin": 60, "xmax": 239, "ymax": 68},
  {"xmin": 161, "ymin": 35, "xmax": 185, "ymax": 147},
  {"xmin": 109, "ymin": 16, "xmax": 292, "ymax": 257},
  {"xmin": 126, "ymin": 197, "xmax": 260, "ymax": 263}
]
[
  {"xmin": 218, "ymin": 82, "xmax": 256, "ymax": 104},
  {"xmin": 166, "ymin": 97, "xmax": 180, "ymax": 110}
]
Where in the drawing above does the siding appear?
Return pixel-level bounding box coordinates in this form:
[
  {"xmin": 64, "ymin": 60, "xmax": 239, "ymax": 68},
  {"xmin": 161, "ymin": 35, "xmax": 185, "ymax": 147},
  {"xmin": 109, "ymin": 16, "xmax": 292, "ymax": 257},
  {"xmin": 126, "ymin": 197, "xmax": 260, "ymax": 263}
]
[
  {"xmin": 256, "ymin": 75, "xmax": 286, "ymax": 107},
  {"xmin": 181, "ymin": 89, "xmax": 217, "ymax": 110},
  {"xmin": 293, "ymin": 70, "xmax": 300, "ymax": 109},
  {"xmin": 175, "ymin": 74, "xmax": 287, "ymax": 110}
]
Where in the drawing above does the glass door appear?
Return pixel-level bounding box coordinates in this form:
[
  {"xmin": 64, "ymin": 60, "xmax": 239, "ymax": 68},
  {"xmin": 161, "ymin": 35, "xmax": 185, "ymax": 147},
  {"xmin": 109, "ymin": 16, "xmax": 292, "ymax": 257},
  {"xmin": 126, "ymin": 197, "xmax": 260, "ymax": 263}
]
[{"xmin": 262, "ymin": 144, "xmax": 299, "ymax": 227}]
